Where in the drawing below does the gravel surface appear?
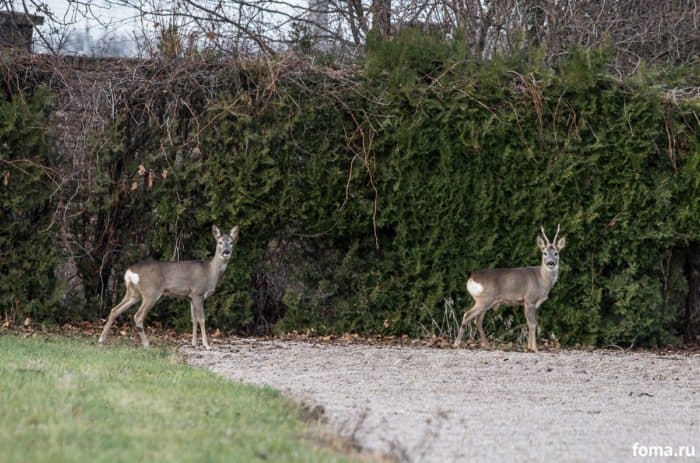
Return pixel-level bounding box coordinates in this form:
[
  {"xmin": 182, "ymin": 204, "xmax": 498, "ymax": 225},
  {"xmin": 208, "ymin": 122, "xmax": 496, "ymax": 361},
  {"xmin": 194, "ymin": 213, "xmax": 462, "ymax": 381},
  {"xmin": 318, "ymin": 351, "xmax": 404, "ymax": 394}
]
[{"xmin": 182, "ymin": 339, "xmax": 699, "ymax": 462}]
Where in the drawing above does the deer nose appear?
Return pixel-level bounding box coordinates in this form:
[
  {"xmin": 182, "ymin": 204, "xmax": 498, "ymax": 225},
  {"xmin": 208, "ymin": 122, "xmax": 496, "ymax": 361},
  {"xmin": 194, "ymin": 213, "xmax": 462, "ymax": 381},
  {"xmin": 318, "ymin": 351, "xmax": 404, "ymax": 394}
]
[{"xmin": 223, "ymin": 249, "xmax": 232, "ymax": 257}]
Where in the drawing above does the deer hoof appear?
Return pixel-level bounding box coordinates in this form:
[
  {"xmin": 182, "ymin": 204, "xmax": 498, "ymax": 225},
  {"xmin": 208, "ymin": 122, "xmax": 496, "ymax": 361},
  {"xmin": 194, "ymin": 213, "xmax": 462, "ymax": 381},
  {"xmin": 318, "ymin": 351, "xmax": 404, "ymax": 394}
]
[{"xmin": 203, "ymin": 344, "xmax": 211, "ymax": 351}]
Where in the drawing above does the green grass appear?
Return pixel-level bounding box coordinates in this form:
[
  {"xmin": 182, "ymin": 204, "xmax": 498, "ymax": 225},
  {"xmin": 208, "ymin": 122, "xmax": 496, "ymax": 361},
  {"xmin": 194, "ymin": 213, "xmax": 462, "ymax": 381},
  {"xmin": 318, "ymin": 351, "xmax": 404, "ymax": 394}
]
[{"xmin": 0, "ymin": 333, "xmax": 362, "ymax": 463}]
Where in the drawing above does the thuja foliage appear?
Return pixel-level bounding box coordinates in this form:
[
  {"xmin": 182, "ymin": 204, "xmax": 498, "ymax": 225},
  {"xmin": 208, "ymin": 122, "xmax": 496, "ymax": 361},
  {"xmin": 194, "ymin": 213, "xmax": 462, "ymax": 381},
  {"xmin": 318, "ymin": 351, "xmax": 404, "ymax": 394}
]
[
  {"xmin": 87, "ymin": 62, "xmax": 381, "ymax": 333},
  {"xmin": 5, "ymin": 33, "xmax": 698, "ymax": 346},
  {"xmin": 359, "ymin": 39, "xmax": 699, "ymax": 346},
  {"xmin": 0, "ymin": 86, "xmax": 60, "ymax": 324},
  {"xmin": 83, "ymin": 35, "xmax": 697, "ymax": 347},
  {"xmin": 373, "ymin": 46, "xmax": 700, "ymax": 346}
]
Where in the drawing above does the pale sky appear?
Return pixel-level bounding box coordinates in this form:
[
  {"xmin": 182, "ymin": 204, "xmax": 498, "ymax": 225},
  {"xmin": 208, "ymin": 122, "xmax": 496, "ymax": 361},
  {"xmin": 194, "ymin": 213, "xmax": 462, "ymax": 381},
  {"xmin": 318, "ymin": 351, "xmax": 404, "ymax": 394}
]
[
  {"xmin": 43, "ymin": 0, "xmax": 138, "ymax": 31},
  {"xmin": 37, "ymin": 0, "xmax": 142, "ymax": 55},
  {"xmin": 27, "ymin": 0, "xmax": 309, "ymax": 56}
]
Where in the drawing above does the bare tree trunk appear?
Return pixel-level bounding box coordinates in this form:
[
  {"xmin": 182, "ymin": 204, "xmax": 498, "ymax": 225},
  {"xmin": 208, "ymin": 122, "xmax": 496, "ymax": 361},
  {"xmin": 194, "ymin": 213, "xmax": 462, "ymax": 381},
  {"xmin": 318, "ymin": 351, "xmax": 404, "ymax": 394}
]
[{"xmin": 371, "ymin": 0, "xmax": 391, "ymax": 36}]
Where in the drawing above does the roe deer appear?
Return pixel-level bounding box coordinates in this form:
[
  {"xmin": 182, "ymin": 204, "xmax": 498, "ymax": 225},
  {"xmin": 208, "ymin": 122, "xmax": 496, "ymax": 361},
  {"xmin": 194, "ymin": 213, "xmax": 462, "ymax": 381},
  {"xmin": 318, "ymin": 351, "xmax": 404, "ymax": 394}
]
[
  {"xmin": 454, "ymin": 225, "xmax": 566, "ymax": 352},
  {"xmin": 98, "ymin": 225, "xmax": 240, "ymax": 349}
]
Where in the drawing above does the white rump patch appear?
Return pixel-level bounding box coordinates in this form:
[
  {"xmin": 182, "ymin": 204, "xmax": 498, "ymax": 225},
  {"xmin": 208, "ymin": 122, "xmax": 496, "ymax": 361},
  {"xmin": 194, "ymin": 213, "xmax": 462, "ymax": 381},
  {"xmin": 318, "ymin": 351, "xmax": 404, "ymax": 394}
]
[
  {"xmin": 124, "ymin": 269, "xmax": 140, "ymax": 285},
  {"xmin": 467, "ymin": 278, "xmax": 484, "ymax": 296}
]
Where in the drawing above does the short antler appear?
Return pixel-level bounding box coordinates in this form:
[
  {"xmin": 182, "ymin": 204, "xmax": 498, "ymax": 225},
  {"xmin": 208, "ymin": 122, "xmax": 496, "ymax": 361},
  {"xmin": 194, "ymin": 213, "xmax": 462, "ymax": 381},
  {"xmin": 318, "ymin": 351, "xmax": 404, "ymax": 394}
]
[
  {"xmin": 552, "ymin": 224, "xmax": 561, "ymax": 244},
  {"xmin": 540, "ymin": 225, "xmax": 550, "ymax": 245}
]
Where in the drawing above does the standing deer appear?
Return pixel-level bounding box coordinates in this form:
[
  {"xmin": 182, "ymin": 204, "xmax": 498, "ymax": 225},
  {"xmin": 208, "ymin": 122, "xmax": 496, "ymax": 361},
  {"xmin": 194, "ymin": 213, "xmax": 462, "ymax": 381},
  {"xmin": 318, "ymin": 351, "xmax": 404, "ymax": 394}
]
[
  {"xmin": 98, "ymin": 225, "xmax": 240, "ymax": 349},
  {"xmin": 454, "ymin": 225, "xmax": 566, "ymax": 352}
]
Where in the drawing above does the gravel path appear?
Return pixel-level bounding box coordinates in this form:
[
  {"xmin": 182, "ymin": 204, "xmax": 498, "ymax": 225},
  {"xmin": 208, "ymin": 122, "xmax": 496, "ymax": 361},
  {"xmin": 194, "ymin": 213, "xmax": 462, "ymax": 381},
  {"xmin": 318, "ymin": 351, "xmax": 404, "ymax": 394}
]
[{"xmin": 182, "ymin": 339, "xmax": 699, "ymax": 462}]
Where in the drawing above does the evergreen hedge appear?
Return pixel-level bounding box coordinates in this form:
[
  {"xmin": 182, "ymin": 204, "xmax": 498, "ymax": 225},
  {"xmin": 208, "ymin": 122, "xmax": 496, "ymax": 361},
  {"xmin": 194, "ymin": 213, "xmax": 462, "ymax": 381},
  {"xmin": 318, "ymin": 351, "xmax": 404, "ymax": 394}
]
[
  {"xmin": 2, "ymin": 35, "xmax": 699, "ymax": 346},
  {"xmin": 0, "ymin": 87, "xmax": 60, "ymax": 324}
]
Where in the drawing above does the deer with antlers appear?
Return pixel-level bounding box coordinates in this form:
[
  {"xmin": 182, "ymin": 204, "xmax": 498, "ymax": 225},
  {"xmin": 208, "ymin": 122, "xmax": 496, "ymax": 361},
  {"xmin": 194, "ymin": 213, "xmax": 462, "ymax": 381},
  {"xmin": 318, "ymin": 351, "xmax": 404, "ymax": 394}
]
[{"xmin": 454, "ymin": 225, "xmax": 566, "ymax": 352}]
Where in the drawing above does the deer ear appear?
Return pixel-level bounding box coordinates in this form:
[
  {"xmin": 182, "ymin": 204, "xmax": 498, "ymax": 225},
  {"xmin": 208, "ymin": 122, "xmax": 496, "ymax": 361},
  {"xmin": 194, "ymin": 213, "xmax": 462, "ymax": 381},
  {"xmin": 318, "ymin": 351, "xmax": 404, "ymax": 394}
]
[
  {"xmin": 212, "ymin": 225, "xmax": 221, "ymax": 239},
  {"xmin": 537, "ymin": 236, "xmax": 547, "ymax": 250},
  {"xmin": 556, "ymin": 236, "xmax": 566, "ymax": 249},
  {"xmin": 230, "ymin": 225, "xmax": 240, "ymax": 241}
]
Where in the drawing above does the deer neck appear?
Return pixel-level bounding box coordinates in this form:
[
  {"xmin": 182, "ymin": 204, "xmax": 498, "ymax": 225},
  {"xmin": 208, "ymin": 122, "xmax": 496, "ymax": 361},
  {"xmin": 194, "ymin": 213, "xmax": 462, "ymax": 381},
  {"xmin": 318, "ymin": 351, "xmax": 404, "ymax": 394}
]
[
  {"xmin": 208, "ymin": 255, "xmax": 229, "ymax": 288},
  {"xmin": 539, "ymin": 263, "xmax": 559, "ymax": 289}
]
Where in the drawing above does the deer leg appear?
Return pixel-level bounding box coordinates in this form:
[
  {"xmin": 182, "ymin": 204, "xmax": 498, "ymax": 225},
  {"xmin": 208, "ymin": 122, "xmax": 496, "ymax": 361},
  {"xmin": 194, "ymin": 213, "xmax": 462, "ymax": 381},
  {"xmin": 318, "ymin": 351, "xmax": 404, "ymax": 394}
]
[
  {"xmin": 98, "ymin": 289, "xmax": 140, "ymax": 344},
  {"xmin": 475, "ymin": 312, "xmax": 489, "ymax": 348},
  {"xmin": 190, "ymin": 301, "xmax": 198, "ymax": 347},
  {"xmin": 133, "ymin": 294, "xmax": 159, "ymax": 348},
  {"xmin": 524, "ymin": 303, "xmax": 539, "ymax": 353},
  {"xmin": 454, "ymin": 301, "xmax": 488, "ymax": 347},
  {"xmin": 192, "ymin": 297, "xmax": 210, "ymax": 350}
]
